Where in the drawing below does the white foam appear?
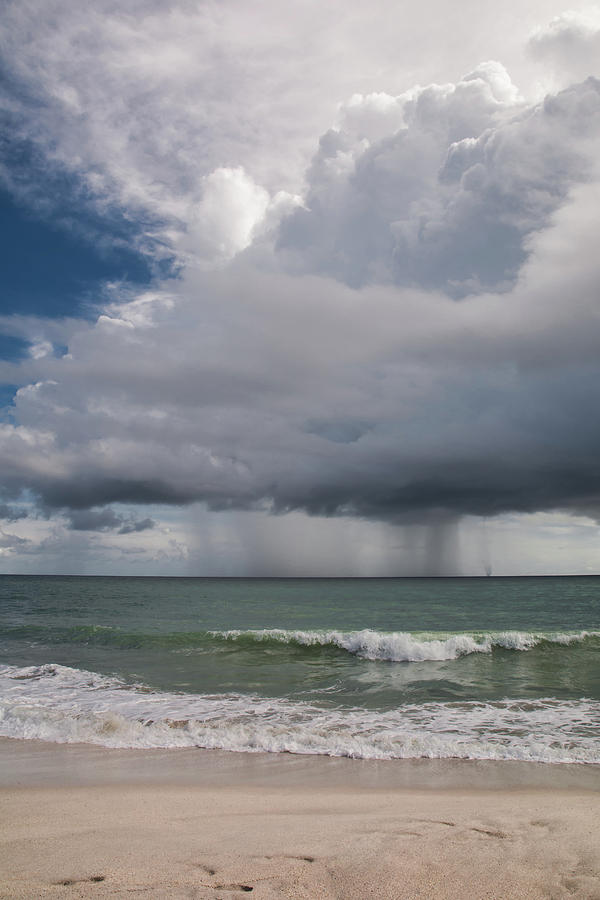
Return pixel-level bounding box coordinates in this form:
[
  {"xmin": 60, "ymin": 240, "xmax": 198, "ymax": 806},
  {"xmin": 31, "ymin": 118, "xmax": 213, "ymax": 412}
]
[
  {"xmin": 1, "ymin": 663, "xmax": 598, "ymax": 764},
  {"xmin": 212, "ymin": 628, "xmax": 597, "ymax": 661}
]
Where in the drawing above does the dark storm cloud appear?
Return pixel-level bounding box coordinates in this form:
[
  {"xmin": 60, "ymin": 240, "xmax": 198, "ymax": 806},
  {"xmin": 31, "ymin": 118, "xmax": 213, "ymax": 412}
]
[
  {"xmin": 67, "ymin": 508, "xmax": 124, "ymax": 531},
  {"xmin": 117, "ymin": 517, "xmax": 155, "ymax": 535},
  {"xmin": 0, "ymin": 504, "xmax": 28, "ymax": 522},
  {"xmin": 1, "ymin": 160, "xmax": 600, "ymax": 527},
  {"xmin": 67, "ymin": 507, "xmax": 156, "ymax": 534}
]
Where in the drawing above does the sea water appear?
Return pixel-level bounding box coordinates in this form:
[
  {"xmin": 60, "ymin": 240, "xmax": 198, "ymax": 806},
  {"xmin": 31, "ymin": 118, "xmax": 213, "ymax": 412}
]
[{"xmin": 0, "ymin": 575, "xmax": 599, "ymax": 764}]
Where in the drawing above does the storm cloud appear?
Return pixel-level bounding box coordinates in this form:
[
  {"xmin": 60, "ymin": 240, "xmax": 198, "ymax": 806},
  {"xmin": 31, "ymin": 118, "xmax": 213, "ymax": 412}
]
[
  {"xmin": 66, "ymin": 508, "xmax": 155, "ymax": 534},
  {"xmin": 1, "ymin": 2, "xmax": 600, "ymax": 571},
  {"xmin": 2, "ymin": 170, "xmax": 600, "ymax": 525}
]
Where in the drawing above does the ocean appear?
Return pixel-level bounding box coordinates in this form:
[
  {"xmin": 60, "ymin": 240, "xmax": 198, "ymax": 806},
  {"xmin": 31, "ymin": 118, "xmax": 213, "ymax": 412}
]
[{"xmin": 0, "ymin": 575, "xmax": 598, "ymax": 764}]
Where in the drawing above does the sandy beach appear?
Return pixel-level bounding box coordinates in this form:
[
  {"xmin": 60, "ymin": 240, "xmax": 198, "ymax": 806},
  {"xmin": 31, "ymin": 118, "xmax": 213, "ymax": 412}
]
[{"xmin": 1, "ymin": 739, "xmax": 599, "ymax": 899}]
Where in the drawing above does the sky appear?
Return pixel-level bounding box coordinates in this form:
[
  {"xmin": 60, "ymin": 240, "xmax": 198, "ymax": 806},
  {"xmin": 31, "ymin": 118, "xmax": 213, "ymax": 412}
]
[{"xmin": 1, "ymin": 1, "xmax": 600, "ymax": 575}]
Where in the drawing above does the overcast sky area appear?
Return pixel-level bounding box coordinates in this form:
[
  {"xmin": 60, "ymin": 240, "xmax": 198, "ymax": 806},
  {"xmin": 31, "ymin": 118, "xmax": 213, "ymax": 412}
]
[{"xmin": 1, "ymin": 1, "xmax": 600, "ymax": 575}]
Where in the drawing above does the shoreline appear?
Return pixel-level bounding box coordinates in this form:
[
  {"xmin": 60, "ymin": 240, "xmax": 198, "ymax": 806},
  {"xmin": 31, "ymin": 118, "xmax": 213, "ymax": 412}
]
[
  {"xmin": 1, "ymin": 736, "xmax": 600, "ymax": 791},
  {"xmin": 1, "ymin": 738, "xmax": 599, "ymax": 898}
]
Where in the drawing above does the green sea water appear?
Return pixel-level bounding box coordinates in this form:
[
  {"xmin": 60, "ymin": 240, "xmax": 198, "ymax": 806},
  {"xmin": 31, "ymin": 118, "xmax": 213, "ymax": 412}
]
[{"xmin": 0, "ymin": 575, "xmax": 599, "ymax": 763}]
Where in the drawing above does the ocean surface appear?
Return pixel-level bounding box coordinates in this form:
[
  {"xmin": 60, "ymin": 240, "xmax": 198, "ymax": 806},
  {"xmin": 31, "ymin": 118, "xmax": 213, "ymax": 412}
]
[{"xmin": 0, "ymin": 575, "xmax": 599, "ymax": 764}]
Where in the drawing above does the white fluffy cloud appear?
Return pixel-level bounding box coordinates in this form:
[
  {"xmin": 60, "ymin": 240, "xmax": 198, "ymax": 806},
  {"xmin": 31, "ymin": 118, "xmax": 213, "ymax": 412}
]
[
  {"xmin": 529, "ymin": 8, "xmax": 600, "ymax": 84},
  {"xmin": 185, "ymin": 168, "xmax": 267, "ymax": 263},
  {"xmin": 1, "ymin": 0, "xmax": 586, "ymax": 264},
  {"xmin": 277, "ymin": 69, "xmax": 600, "ymax": 295}
]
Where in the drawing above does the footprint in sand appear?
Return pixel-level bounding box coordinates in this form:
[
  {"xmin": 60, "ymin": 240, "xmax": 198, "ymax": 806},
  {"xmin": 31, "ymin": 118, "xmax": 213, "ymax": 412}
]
[
  {"xmin": 470, "ymin": 827, "xmax": 508, "ymax": 838},
  {"xmin": 196, "ymin": 864, "xmax": 217, "ymax": 875},
  {"xmin": 54, "ymin": 875, "xmax": 106, "ymax": 885},
  {"xmin": 212, "ymin": 885, "xmax": 253, "ymax": 893}
]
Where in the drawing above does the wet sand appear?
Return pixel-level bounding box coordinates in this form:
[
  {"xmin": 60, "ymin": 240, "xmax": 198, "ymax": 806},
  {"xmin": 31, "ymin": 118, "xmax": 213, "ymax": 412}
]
[{"xmin": 1, "ymin": 738, "xmax": 599, "ymax": 899}]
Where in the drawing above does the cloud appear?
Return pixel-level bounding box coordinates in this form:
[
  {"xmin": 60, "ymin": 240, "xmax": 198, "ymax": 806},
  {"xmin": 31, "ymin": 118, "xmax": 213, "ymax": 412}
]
[
  {"xmin": 529, "ymin": 9, "xmax": 600, "ymax": 84},
  {"xmin": 117, "ymin": 517, "xmax": 155, "ymax": 535},
  {"xmin": 181, "ymin": 167, "xmax": 273, "ymax": 267},
  {"xmin": 1, "ymin": 166, "xmax": 600, "ymax": 525},
  {"xmin": 66, "ymin": 507, "xmax": 155, "ymax": 534},
  {"xmin": 0, "ymin": 529, "xmax": 29, "ymax": 552},
  {"xmin": 0, "ymin": 504, "xmax": 28, "ymax": 522},
  {"xmin": 277, "ymin": 72, "xmax": 600, "ymax": 296},
  {"xmin": 0, "ymin": 0, "xmax": 576, "ymax": 266},
  {"xmin": 0, "ymin": 0, "xmax": 407, "ymax": 262},
  {"xmin": 2, "ymin": 5, "xmax": 600, "ymax": 569}
]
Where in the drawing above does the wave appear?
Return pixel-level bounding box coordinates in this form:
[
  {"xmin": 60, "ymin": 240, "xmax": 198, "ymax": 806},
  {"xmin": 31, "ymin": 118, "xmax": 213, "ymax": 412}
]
[
  {"xmin": 210, "ymin": 628, "xmax": 599, "ymax": 661},
  {"xmin": 0, "ymin": 663, "xmax": 599, "ymax": 764},
  {"xmin": 2, "ymin": 625, "xmax": 598, "ymax": 662}
]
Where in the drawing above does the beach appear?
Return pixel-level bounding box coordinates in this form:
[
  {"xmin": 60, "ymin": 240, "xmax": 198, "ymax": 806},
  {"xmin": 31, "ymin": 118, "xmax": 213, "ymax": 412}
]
[{"xmin": 1, "ymin": 739, "xmax": 599, "ymax": 899}]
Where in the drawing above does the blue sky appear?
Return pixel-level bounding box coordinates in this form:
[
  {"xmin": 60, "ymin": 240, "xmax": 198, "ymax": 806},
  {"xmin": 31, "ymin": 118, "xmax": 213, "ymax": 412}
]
[
  {"xmin": 1, "ymin": 1, "xmax": 600, "ymax": 574},
  {"xmin": 0, "ymin": 187, "xmax": 153, "ymax": 321}
]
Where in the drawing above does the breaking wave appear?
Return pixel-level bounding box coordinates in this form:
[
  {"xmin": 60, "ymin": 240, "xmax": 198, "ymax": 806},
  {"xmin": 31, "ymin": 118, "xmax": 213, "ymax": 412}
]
[
  {"xmin": 209, "ymin": 628, "xmax": 598, "ymax": 661},
  {"xmin": 0, "ymin": 663, "xmax": 599, "ymax": 764},
  {"xmin": 2, "ymin": 625, "xmax": 598, "ymax": 663}
]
